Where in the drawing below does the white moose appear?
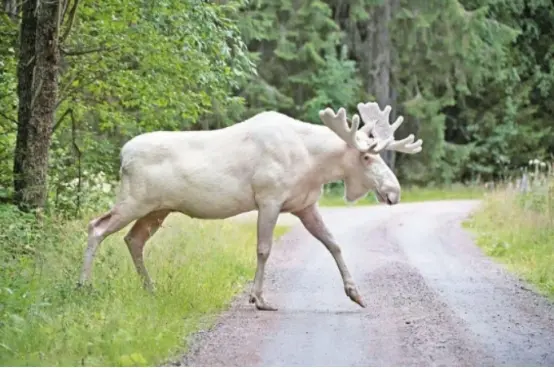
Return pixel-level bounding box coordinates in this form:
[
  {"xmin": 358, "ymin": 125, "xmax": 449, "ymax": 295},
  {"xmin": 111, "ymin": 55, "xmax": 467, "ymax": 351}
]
[{"xmin": 78, "ymin": 101, "xmax": 422, "ymax": 311}]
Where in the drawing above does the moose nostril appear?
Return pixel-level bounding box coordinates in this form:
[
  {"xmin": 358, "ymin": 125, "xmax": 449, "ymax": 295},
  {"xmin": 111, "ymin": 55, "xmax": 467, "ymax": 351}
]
[{"xmin": 386, "ymin": 192, "xmax": 399, "ymax": 205}]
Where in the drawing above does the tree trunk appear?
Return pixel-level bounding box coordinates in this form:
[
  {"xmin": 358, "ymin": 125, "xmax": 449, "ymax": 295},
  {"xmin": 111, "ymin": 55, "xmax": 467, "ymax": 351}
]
[
  {"xmin": 13, "ymin": 0, "xmax": 60, "ymax": 211},
  {"xmin": 364, "ymin": 0, "xmax": 396, "ymax": 170},
  {"xmin": 13, "ymin": 0, "xmax": 38, "ymax": 208}
]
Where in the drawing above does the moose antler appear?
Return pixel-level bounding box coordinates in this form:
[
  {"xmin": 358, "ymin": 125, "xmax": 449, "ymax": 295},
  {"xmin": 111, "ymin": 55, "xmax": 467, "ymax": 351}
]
[
  {"xmin": 319, "ymin": 107, "xmax": 377, "ymax": 151},
  {"xmin": 357, "ymin": 102, "xmax": 423, "ymax": 154}
]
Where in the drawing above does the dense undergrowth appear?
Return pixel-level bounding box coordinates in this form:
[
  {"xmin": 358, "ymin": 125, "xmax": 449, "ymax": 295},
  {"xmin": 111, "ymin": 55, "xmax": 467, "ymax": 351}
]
[
  {"xmin": 466, "ymin": 178, "xmax": 554, "ymax": 298},
  {"xmin": 0, "ymin": 204, "xmax": 288, "ymax": 366}
]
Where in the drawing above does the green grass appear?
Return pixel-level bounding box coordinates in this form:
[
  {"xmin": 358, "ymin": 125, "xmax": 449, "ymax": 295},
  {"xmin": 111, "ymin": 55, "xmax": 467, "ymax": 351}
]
[
  {"xmin": 465, "ymin": 184, "xmax": 554, "ymax": 298},
  {"xmin": 0, "ymin": 206, "xmax": 290, "ymax": 366},
  {"xmin": 318, "ymin": 184, "xmax": 484, "ymax": 207}
]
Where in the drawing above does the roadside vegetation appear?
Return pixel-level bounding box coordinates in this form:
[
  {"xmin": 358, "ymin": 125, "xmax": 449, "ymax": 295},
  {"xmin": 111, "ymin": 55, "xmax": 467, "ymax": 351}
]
[
  {"xmin": 0, "ymin": 181, "xmax": 481, "ymax": 366},
  {"xmin": 465, "ymin": 168, "xmax": 554, "ymax": 299},
  {"xmin": 0, "ymin": 203, "xmax": 289, "ymax": 366}
]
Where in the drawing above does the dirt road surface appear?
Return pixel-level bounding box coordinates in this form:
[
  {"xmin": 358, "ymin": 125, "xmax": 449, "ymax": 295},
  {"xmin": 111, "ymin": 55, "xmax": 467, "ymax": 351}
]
[{"xmin": 177, "ymin": 200, "xmax": 554, "ymax": 366}]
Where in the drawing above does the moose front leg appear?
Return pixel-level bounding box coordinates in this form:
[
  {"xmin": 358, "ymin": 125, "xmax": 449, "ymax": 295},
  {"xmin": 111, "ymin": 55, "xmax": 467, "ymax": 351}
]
[
  {"xmin": 293, "ymin": 204, "xmax": 366, "ymax": 308},
  {"xmin": 249, "ymin": 201, "xmax": 281, "ymax": 311}
]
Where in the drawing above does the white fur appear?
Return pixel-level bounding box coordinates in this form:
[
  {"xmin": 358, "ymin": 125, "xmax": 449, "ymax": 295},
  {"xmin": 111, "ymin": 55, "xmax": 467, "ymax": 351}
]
[
  {"xmin": 118, "ymin": 111, "xmax": 408, "ymax": 217},
  {"xmin": 78, "ymin": 102, "xmax": 422, "ymax": 311}
]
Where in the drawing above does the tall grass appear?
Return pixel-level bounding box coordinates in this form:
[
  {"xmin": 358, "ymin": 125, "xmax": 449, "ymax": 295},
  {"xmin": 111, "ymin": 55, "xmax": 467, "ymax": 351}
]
[
  {"xmin": 0, "ymin": 205, "xmax": 289, "ymax": 366},
  {"xmin": 465, "ymin": 177, "xmax": 554, "ymax": 298}
]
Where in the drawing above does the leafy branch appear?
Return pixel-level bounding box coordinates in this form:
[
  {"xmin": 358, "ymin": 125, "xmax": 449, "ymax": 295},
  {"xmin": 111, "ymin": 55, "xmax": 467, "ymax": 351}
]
[{"xmin": 60, "ymin": 45, "xmax": 118, "ymax": 56}]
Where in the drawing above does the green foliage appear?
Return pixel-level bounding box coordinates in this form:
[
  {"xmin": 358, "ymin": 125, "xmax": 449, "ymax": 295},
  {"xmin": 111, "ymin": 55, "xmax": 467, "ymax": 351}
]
[
  {"xmin": 3, "ymin": 0, "xmax": 554, "ymax": 210},
  {"xmin": 0, "ymin": 15, "xmax": 18, "ymax": 195},
  {"xmin": 238, "ymin": 0, "xmax": 358, "ymax": 118},
  {"xmin": 58, "ymin": 0, "xmax": 253, "ymax": 166},
  {"xmin": 302, "ymin": 46, "xmax": 362, "ymax": 123},
  {"xmin": 447, "ymin": 0, "xmax": 554, "ymax": 180},
  {"xmin": 0, "ymin": 203, "xmax": 290, "ymax": 366},
  {"xmin": 62, "ymin": 0, "xmax": 253, "ymax": 129},
  {"xmin": 49, "ymin": 170, "xmax": 118, "ymax": 218},
  {"xmin": 466, "ymin": 181, "xmax": 554, "ymax": 298},
  {"xmin": 391, "ymin": 0, "xmax": 520, "ymax": 182},
  {"xmin": 1, "ymin": 0, "xmax": 257, "ymax": 207},
  {"xmin": 238, "ymin": 0, "xmax": 554, "ymax": 184}
]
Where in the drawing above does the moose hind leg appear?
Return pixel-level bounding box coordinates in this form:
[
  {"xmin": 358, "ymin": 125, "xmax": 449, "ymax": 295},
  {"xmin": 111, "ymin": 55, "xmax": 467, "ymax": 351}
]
[
  {"xmin": 123, "ymin": 210, "xmax": 170, "ymax": 292},
  {"xmin": 79, "ymin": 203, "xmax": 142, "ymax": 286}
]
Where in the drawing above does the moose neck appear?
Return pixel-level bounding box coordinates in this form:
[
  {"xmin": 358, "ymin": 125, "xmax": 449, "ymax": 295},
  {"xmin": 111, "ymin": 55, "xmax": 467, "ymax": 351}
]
[{"xmin": 304, "ymin": 128, "xmax": 359, "ymax": 186}]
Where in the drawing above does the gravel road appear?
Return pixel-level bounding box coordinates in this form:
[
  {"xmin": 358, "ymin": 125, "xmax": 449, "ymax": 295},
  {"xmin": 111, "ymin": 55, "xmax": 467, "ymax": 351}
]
[{"xmin": 177, "ymin": 200, "xmax": 554, "ymax": 366}]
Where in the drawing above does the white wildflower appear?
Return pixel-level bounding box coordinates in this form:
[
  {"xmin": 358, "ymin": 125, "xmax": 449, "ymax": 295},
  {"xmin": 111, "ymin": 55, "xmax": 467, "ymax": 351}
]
[{"xmin": 102, "ymin": 183, "xmax": 112, "ymax": 193}]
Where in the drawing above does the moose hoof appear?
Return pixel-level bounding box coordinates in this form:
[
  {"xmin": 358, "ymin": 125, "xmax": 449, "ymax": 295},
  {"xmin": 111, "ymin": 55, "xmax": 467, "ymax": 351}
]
[
  {"xmin": 249, "ymin": 295, "xmax": 278, "ymax": 311},
  {"xmin": 75, "ymin": 281, "xmax": 94, "ymax": 294},
  {"xmin": 345, "ymin": 285, "xmax": 366, "ymax": 308},
  {"xmin": 142, "ymin": 282, "xmax": 156, "ymax": 294},
  {"xmin": 76, "ymin": 280, "xmax": 90, "ymax": 289}
]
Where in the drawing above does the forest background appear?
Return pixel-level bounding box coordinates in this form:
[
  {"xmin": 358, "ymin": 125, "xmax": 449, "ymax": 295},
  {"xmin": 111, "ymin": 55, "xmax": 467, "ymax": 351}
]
[
  {"xmin": 1, "ymin": 0, "xmax": 553, "ymax": 366},
  {"xmin": 1, "ymin": 0, "xmax": 553, "ymax": 213}
]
